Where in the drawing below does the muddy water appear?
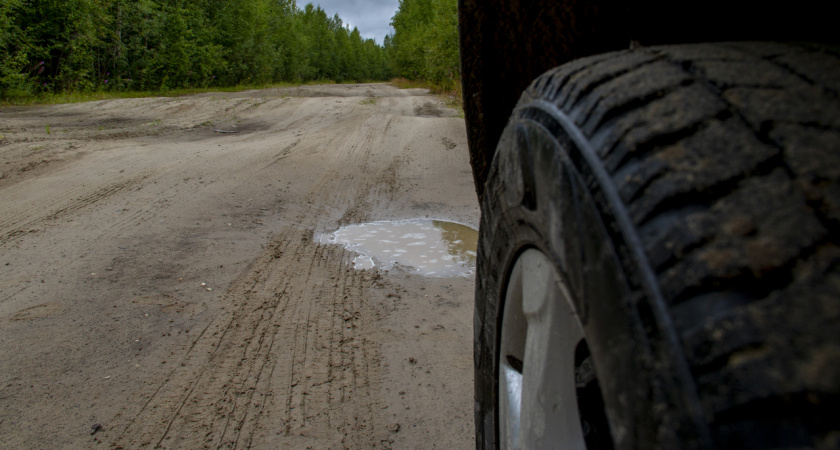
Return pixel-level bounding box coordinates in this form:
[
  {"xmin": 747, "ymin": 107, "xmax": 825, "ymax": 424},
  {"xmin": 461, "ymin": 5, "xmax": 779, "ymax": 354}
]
[{"xmin": 319, "ymin": 220, "xmax": 478, "ymax": 277}]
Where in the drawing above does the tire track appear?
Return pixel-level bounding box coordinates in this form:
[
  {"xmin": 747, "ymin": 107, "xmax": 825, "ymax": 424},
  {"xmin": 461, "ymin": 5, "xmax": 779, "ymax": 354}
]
[
  {"xmin": 111, "ymin": 224, "xmax": 381, "ymax": 448},
  {"xmin": 111, "ymin": 227, "xmax": 301, "ymax": 448},
  {"xmin": 0, "ymin": 175, "xmax": 146, "ymax": 246},
  {"xmin": 109, "ymin": 110, "xmax": 392, "ymax": 447}
]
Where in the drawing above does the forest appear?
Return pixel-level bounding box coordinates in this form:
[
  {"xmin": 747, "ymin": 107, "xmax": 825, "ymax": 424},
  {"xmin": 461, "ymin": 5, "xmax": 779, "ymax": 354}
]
[
  {"xmin": 385, "ymin": 0, "xmax": 459, "ymax": 91},
  {"xmin": 0, "ymin": 0, "xmax": 459, "ymax": 100}
]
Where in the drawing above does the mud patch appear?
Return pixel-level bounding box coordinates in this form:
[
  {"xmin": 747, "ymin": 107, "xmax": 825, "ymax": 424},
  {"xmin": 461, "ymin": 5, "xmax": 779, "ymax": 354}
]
[
  {"xmin": 441, "ymin": 136, "xmax": 457, "ymax": 150},
  {"xmin": 72, "ymin": 115, "xmax": 148, "ymax": 132},
  {"xmin": 414, "ymin": 101, "xmax": 443, "ymax": 117},
  {"xmin": 319, "ymin": 219, "xmax": 477, "ymax": 277}
]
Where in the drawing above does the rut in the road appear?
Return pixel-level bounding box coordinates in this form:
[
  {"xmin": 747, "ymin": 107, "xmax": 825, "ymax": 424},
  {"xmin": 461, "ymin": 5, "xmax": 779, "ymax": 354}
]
[{"xmin": 112, "ymin": 226, "xmax": 381, "ymax": 448}]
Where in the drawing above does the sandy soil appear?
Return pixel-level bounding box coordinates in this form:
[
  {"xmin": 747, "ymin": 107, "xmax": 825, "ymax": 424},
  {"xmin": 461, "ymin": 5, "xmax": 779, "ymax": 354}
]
[{"xmin": 0, "ymin": 83, "xmax": 479, "ymax": 448}]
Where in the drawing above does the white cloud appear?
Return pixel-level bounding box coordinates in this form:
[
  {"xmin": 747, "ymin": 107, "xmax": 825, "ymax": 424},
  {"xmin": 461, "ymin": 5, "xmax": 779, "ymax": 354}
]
[{"xmin": 309, "ymin": 0, "xmax": 399, "ymax": 44}]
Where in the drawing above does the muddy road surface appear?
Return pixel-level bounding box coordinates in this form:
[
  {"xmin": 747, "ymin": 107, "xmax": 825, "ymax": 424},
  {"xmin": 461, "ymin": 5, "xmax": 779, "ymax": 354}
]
[{"xmin": 0, "ymin": 84, "xmax": 478, "ymax": 448}]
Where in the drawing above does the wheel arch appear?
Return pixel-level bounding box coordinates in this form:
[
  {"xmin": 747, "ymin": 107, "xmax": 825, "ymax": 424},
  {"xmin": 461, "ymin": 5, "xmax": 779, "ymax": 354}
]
[{"xmin": 459, "ymin": 0, "xmax": 840, "ymax": 201}]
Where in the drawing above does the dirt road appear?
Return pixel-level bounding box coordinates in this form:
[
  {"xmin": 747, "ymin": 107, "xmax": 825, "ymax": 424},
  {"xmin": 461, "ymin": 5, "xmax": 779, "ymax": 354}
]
[{"xmin": 0, "ymin": 84, "xmax": 478, "ymax": 448}]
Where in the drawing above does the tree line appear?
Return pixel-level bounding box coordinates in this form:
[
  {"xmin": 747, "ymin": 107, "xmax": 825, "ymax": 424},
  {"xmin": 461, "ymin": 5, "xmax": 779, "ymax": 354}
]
[
  {"xmin": 0, "ymin": 0, "xmax": 391, "ymax": 98},
  {"xmin": 385, "ymin": 0, "xmax": 459, "ymax": 91},
  {"xmin": 0, "ymin": 0, "xmax": 462, "ymax": 99}
]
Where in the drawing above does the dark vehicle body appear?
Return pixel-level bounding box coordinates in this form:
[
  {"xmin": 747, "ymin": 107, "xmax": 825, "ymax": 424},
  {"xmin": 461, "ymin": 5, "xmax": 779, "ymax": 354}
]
[{"xmin": 458, "ymin": 2, "xmax": 840, "ymax": 449}]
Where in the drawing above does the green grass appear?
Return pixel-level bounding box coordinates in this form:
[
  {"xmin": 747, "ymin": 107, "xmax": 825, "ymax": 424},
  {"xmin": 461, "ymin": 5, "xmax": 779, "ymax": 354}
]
[{"xmin": 0, "ymin": 79, "xmax": 340, "ymax": 107}]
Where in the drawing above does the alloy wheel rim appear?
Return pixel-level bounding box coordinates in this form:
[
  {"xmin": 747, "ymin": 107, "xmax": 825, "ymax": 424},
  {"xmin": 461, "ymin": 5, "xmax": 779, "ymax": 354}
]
[{"xmin": 498, "ymin": 248, "xmax": 587, "ymax": 449}]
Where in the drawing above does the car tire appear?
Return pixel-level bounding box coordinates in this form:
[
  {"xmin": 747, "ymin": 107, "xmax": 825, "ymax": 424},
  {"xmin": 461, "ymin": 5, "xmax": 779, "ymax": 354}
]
[{"xmin": 475, "ymin": 42, "xmax": 840, "ymax": 449}]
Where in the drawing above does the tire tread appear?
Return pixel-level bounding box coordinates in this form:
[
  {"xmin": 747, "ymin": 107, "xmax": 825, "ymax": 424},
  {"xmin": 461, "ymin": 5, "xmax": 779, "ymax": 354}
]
[{"xmin": 521, "ymin": 42, "xmax": 840, "ymax": 447}]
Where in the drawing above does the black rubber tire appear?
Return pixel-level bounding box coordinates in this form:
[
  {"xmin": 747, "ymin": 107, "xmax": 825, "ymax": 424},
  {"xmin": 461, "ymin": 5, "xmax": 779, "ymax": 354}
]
[{"xmin": 475, "ymin": 42, "xmax": 840, "ymax": 449}]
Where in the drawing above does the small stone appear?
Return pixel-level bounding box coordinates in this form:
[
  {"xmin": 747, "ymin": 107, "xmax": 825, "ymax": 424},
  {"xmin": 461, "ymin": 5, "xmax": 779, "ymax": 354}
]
[{"xmin": 388, "ymin": 423, "xmax": 401, "ymax": 433}]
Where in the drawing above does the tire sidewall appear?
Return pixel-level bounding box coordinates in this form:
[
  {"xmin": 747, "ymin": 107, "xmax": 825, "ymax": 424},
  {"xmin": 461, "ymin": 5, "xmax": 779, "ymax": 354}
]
[{"xmin": 475, "ymin": 109, "xmax": 681, "ymax": 449}]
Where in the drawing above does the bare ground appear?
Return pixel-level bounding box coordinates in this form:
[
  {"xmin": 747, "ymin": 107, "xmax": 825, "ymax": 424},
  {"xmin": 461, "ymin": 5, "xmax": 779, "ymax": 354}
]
[{"xmin": 0, "ymin": 84, "xmax": 478, "ymax": 448}]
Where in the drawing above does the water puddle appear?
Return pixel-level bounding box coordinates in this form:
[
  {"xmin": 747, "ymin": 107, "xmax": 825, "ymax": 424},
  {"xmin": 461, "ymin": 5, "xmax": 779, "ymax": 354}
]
[{"xmin": 318, "ymin": 219, "xmax": 478, "ymax": 277}]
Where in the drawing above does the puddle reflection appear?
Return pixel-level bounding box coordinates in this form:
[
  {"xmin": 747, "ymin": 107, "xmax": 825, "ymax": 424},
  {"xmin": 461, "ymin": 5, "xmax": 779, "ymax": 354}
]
[{"xmin": 318, "ymin": 219, "xmax": 478, "ymax": 277}]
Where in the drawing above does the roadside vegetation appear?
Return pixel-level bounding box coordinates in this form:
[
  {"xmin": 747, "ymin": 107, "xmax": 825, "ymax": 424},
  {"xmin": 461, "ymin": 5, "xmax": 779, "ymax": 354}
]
[
  {"xmin": 1, "ymin": 0, "xmax": 462, "ymax": 107},
  {"xmin": 1, "ymin": 79, "xmax": 338, "ymax": 107},
  {"xmin": 385, "ymin": 0, "xmax": 461, "ymax": 105},
  {"xmin": 0, "ymin": 0, "xmax": 389, "ymax": 104},
  {"xmin": 390, "ymin": 77, "xmax": 461, "ymax": 112}
]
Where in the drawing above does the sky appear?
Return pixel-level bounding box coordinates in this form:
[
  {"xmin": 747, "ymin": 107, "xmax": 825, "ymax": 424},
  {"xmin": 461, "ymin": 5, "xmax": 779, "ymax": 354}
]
[{"xmin": 308, "ymin": 0, "xmax": 400, "ymax": 45}]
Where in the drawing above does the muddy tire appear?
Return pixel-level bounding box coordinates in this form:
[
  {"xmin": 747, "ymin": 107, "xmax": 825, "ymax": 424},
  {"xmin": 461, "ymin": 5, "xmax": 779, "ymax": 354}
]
[{"xmin": 475, "ymin": 42, "xmax": 840, "ymax": 449}]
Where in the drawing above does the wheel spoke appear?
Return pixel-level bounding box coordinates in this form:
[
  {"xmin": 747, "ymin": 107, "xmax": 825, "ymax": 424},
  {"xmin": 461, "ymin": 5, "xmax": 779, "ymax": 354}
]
[
  {"xmin": 501, "ymin": 249, "xmax": 586, "ymax": 449},
  {"xmin": 500, "ymin": 252, "xmax": 526, "ymax": 448}
]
